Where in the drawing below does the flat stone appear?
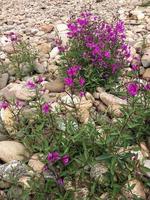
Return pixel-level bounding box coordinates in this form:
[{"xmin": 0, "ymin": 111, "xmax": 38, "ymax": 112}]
[
  {"xmin": 43, "ymin": 79, "xmax": 64, "ymax": 93},
  {"xmin": 141, "ymin": 48, "xmax": 150, "ymax": 68},
  {"xmin": 0, "ymin": 160, "xmax": 31, "ymax": 181},
  {"xmin": 50, "ymin": 47, "xmax": 59, "ymax": 59},
  {"xmin": 0, "ymin": 141, "xmax": 29, "ymax": 162},
  {"xmin": 28, "ymin": 154, "xmax": 44, "ymax": 173},
  {"xmin": 143, "ymin": 160, "xmax": 150, "ymax": 178},
  {"xmin": 37, "ymin": 43, "xmax": 51, "ymax": 54},
  {"xmin": 100, "ymin": 92, "xmax": 127, "ymax": 106},
  {"xmin": 40, "ymin": 24, "xmax": 54, "ymax": 33},
  {"xmin": 143, "ymin": 68, "xmax": 150, "ymax": 81},
  {"xmin": 0, "ymin": 73, "xmax": 9, "ymax": 90}
]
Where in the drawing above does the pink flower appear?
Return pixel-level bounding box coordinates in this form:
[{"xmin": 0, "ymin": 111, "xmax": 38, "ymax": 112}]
[
  {"xmin": 43, "ymin": 165, "xmax": 48, "ymax": 172},
  {"xmin": 6, "ymin": 32, "xmax": 18, "ymax": 42},
  {"xmin": 26, "ymin": 80, "xmax": 36, "ymax": 89},
  {"xmin": 35, "ymin": 76, "xmax": 45, "ymax": 84},
  {"xmin": 67, "ymin": 66, "xmax": 81, "ymax": 77},
  {"xmin": 15, "ymin": 99, "xmax": 26, "ymax": 109},
  {"xmin": 64, "ymin": 77, "xmax": 74, "ymax": 87},
  {"xmin": 79, "ymin": 91, "xmax": 85, "ymax": 97},
  {"xmin": 0, "ymin": 101, "xmax": 9, "ymax": 110},
  {"xmin": 61, "ymin": 155, "xmax": 70, "ymax": 166},
  {"xmin": 42, "ymin": 103, "xmax": 51, "ymax": 114},
  {"xmin": 104, "ymin": 51, "xmax": 111, "ymax": 58},
  {"xmin": 127, "ymin": 82, "xmax": 139, "ymax": 96},
  {"xmin": 132, "ymin": 65, "xmax": 139, "ymax": 71},
  {"xmin": 57, "ymin": 177, "xmax": 64, "ymax": 185},
  {"xmin": 79, "ymin": 77, "xmax": 85, "ymax": 86},
  {"xmin": 144, "ymin": 83, "xmax": 150, "ymax": 91},
  {"xmin": 47, "ymin": 151, "xmax": 60, "ymax": 163}
]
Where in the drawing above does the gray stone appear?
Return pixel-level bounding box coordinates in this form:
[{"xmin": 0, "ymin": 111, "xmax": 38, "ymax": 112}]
[
  {"xmin": 90, "ymin": 163, "xmax": 108, "ymax": 183},
  {"xmin": 0, "ymin": 160, "xmax": 31, "ymax": 181},
  {"xmin": 142, "ymin": 48, "xmax": 150, "ymax": 68},
  {"xmin": 0, "ymin": 73, "xmax": 9, "ymax": 89}
]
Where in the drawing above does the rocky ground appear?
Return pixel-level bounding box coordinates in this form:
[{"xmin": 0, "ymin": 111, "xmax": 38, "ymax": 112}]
[{"xmin": 0, "ymin": 0, "xmax": 150, "ymax": 199}]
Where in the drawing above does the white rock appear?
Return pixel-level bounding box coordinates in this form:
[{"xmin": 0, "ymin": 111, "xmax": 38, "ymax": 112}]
[
  {"xmin": 60, "ymin": 94, "xmax": 80, "ymax": 106},
  {"xmin": 50, "ymin": 47, "xmax": 59, "ymax": 59},
  {"xmin": 28, "ymin": 154, "xmax": 44, "ymax": 173},
  {"xmin": 0, "ymin": 141, "xmax": 29, "ymax": 162},
  {"xmin": 56, "ymin": 23, "xmax": 68, "ymax": 32},
  {"xmin": 100, "ymin": 92, "xmax": 127, "ymax": 106},
  {"xmin": 143, "ymin": 160, "xmax": 150, "ymax": 178},
  {"xmin": 124, "ymin": 179, "xmax": 146, "ymax": 199}
]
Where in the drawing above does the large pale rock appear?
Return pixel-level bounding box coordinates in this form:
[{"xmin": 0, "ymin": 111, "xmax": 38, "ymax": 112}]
[
  {"xmin": 0, "ymin": 73, "xmax": 9, "ymax": 89},
  {"xmin": 50, "ymin": 47, "xmax": 59, "ymax": 59},
  {"xmin": 37, "ymin": 43, "xmax": 51, "ymax": 54},
  {"xmin": 0, "ymin": 141, "xmax": 29, "ymax": 162},
  {"xmin": 123, "ymin": 179, "xmax": 146, "ymax": 199},
  {"xmin": 43, "ymin": 79, "xmax": 64, "ymax": 92},
  {"xmin": 85, "ymin": 92, "xmax": 95, "ymax": 103},
  {"xmin": 95, "ymin": 101, "xmax": 107, "ymax": 113},
  {"xmin": 40, "ymin": 24, "xmax": 54, "ymax": 33},
  {"xmin": 28, "ymin": 154, "xmax": 44, "ymax": 173},
  {"xmin": 60, "ymin": 94, "xmax": 80, "ymax": 106},
  {"xmin": 141, "ymin": 48, "xmax": 150, "ymax": 68},
  {"xmin": 0, "ymin": 108, "xmax": 16, "ymax": 135},
  {"xmin": 77, "ymin": 98, "xmax": 93, "ymax": 124},
  {"xmin": 56, "ymin": 23, "xmax": 68, "ymax": 45},
  {"xmin": 143, "ymin": 68, "xmax": 150, "ymax": 81},
  {"xmin": 0, "ymin": 83, "xmax": 36, "ymax": 101},
  {"xmin": 0, "ymin": 160, "xmax": 31, "ymax": 181},
  {"xmin": 108, "ymin": 104, "xmax": 123, "ymax": 117},
  {"xmin": 100, "ymin": 92, "xmax": 127, "ymax": 106}
]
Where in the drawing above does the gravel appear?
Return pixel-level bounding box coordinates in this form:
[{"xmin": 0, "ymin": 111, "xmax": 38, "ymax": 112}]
[{"xmin": 0, "ymin": 0, "xmax": 144, "ymax": 33}]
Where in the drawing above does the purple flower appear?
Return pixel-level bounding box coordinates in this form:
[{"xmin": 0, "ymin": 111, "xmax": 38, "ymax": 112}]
[
  {"xmin": 61, "ymin": 155, "xmax": 70, "ymax": 166},
  {"xmin": 0, "ymin": 101, "xmax": 9, "ymax": 110},
  {"xmin": 67, "ymin": 66, "xmax": 81, "ymax": 77},
  {"xmin": 79, "ymin": 77, "xmax": 85, "ymax": 86},
  {"xmin": 15, "ymin": 99, "xmax": 26, "ymax": 109},
  {"xmin": 43, "ymin": 165, "xmax": 48, "ymax": 172},
  {"xmin": 26, "ymin": 80, "xmax": 36, "ymax": 89},
  {"xmin": 64, "ymin": 77, "xmax": 74, "ymax": 87},
  {"xmin": 57, "ymin": 177, "xmax": 64, "ymax": 185},
  {"xmin": 6, "ymin": 32, "xmax": 18, "ymax": 42},
  {"xmin": 79, "ymin": 91, "xmax": 85, "ymax": 97},
  {"xmin": 77, "ymin": 18, "xmax": 88, "ymax": 26},
  {"xmin": 42, "ymin": 103, "xmax": 51, "ymax": 114},
  {"xmin": 35, "ymin": 76, "xmax": 45, "ymax": 84},
  {"xmin": 104, "ymin": 51, "xmax": 111, "ymax": 58},
  {"xmin": 127, "ymin": 82, "xmax": 139, "ymax": 96},
  {"xmin": 144, "ymin": 83, "xmax": 150, "ymax": 91},
  {"xmin": 132, "ymin": 65, "xmax": 139, "ymax": 71},
  {"xmin": 47, "ymin": 151, "xmax": 60, "ymax": 163}
]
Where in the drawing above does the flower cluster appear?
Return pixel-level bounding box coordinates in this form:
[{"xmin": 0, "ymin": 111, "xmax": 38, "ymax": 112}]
[
  {"xmin": 44, "ymin": 151, "xmax": 70, "ymax": 186},
  {"xmin": 26, "ymin": 76, "xmax": 45, "ymax": 90},
  {"xmin": 127, "ymin": 82, "xmax": 150, "ymax": 96},
  {"xmin": 0, "ymin": 100, "xmax": 9, "ymax": 110},
  {"xmin": 47, "ymin": 151, "xmax": 70, "ymax": 166},
  {"xmin": 64, "ymin": 65, "xmax": 85, "ymax": 95},
  {"xmin": 61, "ymin": 12, "xmax": 131, "ymax": 90},
  {"xmin": 70, "ymin": 13, "xmax": 130, "ymax": 69}
]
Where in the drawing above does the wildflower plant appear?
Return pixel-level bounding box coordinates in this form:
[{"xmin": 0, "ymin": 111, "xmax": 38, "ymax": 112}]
[
  {"xmin": 1, "ymin": 32, "xmax": 37, "ymax": 79},
  {"xmin": 59, "ymin": 12, "xmax": 130, "ymax": 91}
]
